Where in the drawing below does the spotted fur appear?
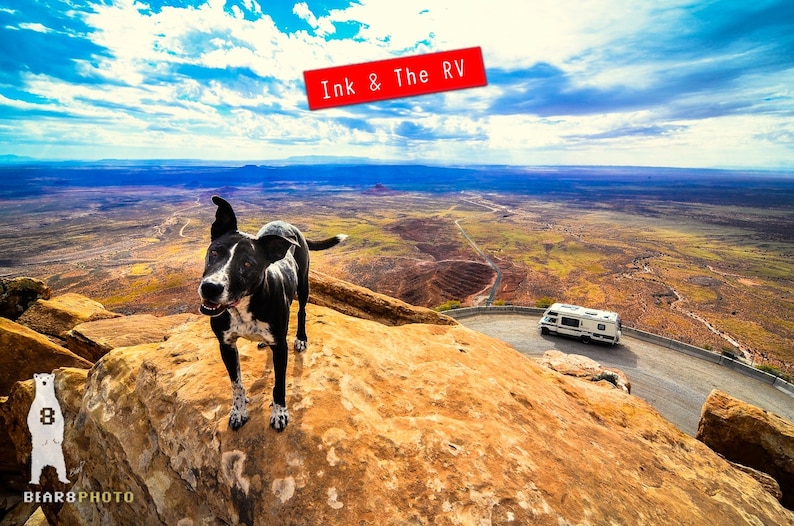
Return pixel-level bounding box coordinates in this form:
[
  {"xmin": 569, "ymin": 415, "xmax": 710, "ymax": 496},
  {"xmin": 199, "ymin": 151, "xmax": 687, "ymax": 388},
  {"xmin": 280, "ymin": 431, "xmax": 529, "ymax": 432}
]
[
  {"xmin": 270, "ymin": 403, "xmax": 289, "ymax": 431},
  {"xmin": 229, "ymin": 379, "xmax": 249, "ymax": 429}
]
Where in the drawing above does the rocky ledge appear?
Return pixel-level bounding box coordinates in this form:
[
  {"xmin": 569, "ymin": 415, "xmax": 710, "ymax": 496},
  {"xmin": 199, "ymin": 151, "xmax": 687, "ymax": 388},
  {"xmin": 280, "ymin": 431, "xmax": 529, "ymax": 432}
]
[{"xmin": 0, "ymin": 273, "xmax": 792, "ymax": 525}]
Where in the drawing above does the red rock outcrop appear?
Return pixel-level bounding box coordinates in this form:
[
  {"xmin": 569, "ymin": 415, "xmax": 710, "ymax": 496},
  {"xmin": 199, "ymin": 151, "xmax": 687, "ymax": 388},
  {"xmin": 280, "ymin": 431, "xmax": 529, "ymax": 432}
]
[
  {"xmin": 0, "ymin": 277, "xmax": 51, "ymax": 321},
  {"xmin": 2, "ymin": 306, "xmax": 791, "ymax": 525},
  {"xmin": 697, "ymin": 389, "xmax": 794, "ymax": 509},
  {"xmin": 0, "ymin": 318, "xmax": 92, "ymax": 394},
  {"xmin": 308, "ymin": 269, "xmax": 456, "ymax": 326},
  {"xmin": 540, "ymin": 349, "xmax": 632, "ymax": 393},
  {"xmin": 65, "ymin": 313, "xmax": 200, "ymax": 362},
  {"xmin": 17, "ymin": 293, "xmax": 122, "ymax": 340}
]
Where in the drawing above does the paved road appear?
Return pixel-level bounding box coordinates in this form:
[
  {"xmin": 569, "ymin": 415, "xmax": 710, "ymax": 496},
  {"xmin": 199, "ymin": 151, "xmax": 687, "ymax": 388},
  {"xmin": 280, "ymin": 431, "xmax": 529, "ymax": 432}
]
[{"xmin": 458, "ymin": 313, "xmax": 794, "ymax": 436}]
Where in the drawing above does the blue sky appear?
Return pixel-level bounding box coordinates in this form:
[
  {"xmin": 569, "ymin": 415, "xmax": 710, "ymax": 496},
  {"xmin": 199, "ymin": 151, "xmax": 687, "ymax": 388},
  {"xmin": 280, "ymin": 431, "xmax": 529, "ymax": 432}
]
[{"xmin": 1, "ymin": 0, "xmax": 793, "ymax": 168}]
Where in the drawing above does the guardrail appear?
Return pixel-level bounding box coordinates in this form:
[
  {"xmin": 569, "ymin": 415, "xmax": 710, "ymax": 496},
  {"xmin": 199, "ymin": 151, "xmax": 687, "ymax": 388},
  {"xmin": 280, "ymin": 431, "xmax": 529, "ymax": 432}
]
[
  {"xmin": 445, "ymin": 306, "xmax": 794, "ymax": 396},
  {"xmin": 446, "ymin": 305, "xmax": 546, "ymax": 318}
]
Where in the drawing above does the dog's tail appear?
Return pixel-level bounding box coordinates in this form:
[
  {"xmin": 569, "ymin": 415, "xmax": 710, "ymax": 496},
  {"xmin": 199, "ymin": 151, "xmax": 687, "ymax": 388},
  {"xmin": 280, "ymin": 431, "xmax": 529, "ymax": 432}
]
[{"xmin": 307, "ymin": 234, "xmax": 348, "ymax": 251}]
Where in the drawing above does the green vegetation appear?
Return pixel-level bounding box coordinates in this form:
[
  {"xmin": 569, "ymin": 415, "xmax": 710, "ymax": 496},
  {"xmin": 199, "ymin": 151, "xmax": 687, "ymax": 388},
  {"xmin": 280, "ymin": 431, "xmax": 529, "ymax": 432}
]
[
  {"xmin": 100, "ymin": 273, "xmax": 187, "ymax": 308},
  {"xmin": 309, "ymin": 217, "xmax": 415, "ymax": 258},
  {"xmin": 535, "ymin": 297, "xmax": 555, "ymax": 308},
  {"xmin": 464, "ymin": 222, "xmax": 609, "ymax": 279},
  {"xmin": 434, "ymin": 300, "xmax": 462, "ymax": 312}
]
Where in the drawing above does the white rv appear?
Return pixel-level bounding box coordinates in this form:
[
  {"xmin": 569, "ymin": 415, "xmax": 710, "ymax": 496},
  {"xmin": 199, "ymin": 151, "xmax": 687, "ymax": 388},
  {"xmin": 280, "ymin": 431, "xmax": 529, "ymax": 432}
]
[{"xmin": 538, "ymin": 303, "xmax": 622, "ymax": 345}]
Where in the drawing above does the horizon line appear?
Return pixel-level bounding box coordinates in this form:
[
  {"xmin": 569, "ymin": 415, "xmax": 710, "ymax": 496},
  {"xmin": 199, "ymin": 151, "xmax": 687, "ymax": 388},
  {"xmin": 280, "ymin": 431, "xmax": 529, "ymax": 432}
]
[{"xmin": 1, "ymin": 155, "xmax": 792, "ymax": 174}]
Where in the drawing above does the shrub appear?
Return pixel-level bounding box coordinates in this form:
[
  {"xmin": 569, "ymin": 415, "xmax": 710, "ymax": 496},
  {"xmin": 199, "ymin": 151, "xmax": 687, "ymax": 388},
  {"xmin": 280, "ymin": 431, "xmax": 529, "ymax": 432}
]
[
  {"xmin": 434, "ymin": 300, "xmax": 462, "ymax": 312},
  {"xmin": 535, "ymin": 296, "xmax": 555, "ymax": 309}
]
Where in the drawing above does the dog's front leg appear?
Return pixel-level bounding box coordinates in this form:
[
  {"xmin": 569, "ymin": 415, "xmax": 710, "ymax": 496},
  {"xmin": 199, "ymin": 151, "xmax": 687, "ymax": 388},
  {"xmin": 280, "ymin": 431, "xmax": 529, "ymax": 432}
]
[
  {"xmin": 294, "ymin": 279, "xmax": 309, "ymax": 352},
  {"xmin": 270, "ymin": 339, "xmax": 289, "ymax": 432},
  {"xmin": 219, "ymin": 340, "xmax": 249, "ymax": 430}
]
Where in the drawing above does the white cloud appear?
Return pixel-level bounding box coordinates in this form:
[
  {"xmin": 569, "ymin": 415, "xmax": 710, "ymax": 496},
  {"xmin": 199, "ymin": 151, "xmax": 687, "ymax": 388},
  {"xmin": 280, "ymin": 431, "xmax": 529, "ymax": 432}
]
[
  {"xmin": 2, "ymin": 0, "xmax": 791, "ymax": 167},
  {"xmin": 292, "ymin": 2, "xmax": 335, "ymax": 37},
  {"xmin": 18, "ymin": 22, "xmax": 50, "ymax": 33},
  {"xmin": 309, "ymin": 0, "xmax": 660, "ymax": 69}
]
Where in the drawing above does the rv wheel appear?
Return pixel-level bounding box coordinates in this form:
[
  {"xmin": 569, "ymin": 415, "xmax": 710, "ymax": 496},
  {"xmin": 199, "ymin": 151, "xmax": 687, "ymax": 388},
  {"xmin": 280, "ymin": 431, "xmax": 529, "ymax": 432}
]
[
  {"xmin": 541, "ymin": 327, "xmax": 550, "ymax": 335},
  {"xmin": 580, "ymin": 335, "xmax": 591, "ymax": 344}
]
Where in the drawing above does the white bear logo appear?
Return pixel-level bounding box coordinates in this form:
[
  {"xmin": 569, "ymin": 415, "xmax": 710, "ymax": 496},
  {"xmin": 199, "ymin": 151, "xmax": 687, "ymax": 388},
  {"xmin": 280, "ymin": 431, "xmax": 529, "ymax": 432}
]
[{"xmin": 27, "ymin": 373, "xmax": 70, "ymax": 485}]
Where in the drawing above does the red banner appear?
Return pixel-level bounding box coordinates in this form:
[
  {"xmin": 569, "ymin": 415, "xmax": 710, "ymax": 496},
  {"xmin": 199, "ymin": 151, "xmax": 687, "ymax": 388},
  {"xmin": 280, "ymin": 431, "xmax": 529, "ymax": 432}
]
[{"xmin": 303, "ymin": 47, "xmax": 487, "ymax": 110}]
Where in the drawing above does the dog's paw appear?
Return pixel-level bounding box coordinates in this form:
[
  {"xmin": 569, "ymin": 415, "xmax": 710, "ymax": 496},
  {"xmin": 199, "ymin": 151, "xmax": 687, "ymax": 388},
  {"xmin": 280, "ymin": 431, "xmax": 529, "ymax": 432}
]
[
  {"xmin": 294, "ymin": 338, "xmax": 307, "ymax": 353},
  {"xmin": 229, "ymin": 407, "xmax": 249, "ymax": 430},
  {"xmin": 229, "ymin": 386, "xmax": 249, "ymax": 430},
  {"xmin": 269, "ymin": 403, "xmax": 289, "ymax": 432}
]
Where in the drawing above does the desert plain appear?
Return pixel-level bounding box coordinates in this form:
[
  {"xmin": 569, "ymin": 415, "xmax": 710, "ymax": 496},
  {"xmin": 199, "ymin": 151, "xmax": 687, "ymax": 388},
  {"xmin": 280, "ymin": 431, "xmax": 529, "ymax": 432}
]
[{"xmin": 1, "ymin": 163, "xmax": 792, "ymax": 376}]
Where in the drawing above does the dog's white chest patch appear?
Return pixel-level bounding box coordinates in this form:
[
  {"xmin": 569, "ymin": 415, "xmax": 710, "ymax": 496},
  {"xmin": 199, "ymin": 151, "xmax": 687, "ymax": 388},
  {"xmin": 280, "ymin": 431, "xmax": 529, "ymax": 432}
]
[{"xmin": 225, "ymin": 298, "xmax": 276, "ymax": 346}]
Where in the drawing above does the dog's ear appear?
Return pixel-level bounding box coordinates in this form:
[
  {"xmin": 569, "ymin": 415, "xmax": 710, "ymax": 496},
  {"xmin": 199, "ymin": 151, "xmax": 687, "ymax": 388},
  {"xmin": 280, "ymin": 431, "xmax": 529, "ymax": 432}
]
[
  {"xmin": 259, "ymin": 234, "xmax": 300, "ymax": 264},
  {"xmin": 210, "ymin": 196, "xmax": 238, "ymax": 240}
]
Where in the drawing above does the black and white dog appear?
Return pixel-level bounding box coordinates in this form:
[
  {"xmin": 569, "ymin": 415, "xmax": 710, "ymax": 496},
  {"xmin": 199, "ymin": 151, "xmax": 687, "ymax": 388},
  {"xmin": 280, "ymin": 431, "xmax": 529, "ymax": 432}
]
[{"xmin": 198, "ymin": 196, "xmax": 346, "ymax": 431}]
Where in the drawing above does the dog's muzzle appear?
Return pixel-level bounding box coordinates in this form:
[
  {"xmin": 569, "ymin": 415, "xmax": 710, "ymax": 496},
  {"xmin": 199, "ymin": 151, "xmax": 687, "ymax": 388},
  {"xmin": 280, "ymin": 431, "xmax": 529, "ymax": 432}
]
[
  {"xmin": 199, "ymin": 301, "xmax": 236, "ymax": 316},
  {"xmin": 198, "ymin": 282, "xmax": 239, "ymax": 317}
]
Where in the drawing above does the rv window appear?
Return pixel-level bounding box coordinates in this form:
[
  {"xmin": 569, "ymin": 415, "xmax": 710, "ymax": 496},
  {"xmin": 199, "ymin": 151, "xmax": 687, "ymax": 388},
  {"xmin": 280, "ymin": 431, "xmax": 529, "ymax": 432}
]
[
  {"xmin": 561, "ymin": 317, "xmax": 579, "ymax": 328},
  {"xmin": 598, "ymin": 324, "xmax": 606, "ymax": 331}
]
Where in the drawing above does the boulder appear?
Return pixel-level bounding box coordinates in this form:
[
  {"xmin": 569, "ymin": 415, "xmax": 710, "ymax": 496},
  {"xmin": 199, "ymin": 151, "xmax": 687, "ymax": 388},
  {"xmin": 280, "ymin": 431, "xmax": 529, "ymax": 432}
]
[
  {"xmin": 3, "ymin": 306, "xmax": 790, "ymax": 525},
  {"xmin": 24, "ymin": 507, "xmax": 49, "ymax": 526},
  {"xmin": 697, "ymin": 389, "xmax": 794, "ymax": 509},
  {"xmin": 17, "ymin": 293, "xmax": 121, "ymax": 340},
  {"xmin": 0, "ymin": 277, "xmax": 50, "ymax": 321},
  {"xmin": 1, "ymin": 394, "xmax": 28, "ymax": 513},
  {"xmin": 540, "ymin": 349, "xmax": 632, "ymax": 393},
  {"xmin": 0, "ymin": 318, "xmax": 92, "ymax": 394},
  {"xmin": 308, "ymin": 269, "xmax": 456, "ymax": 326},
  {"xmin": 65, "ymin": 313, "xmax": 200, "ymax": 362},
  {"xmin": 0, "ymin": 501, "xmax": 39, "ymax": 526}
]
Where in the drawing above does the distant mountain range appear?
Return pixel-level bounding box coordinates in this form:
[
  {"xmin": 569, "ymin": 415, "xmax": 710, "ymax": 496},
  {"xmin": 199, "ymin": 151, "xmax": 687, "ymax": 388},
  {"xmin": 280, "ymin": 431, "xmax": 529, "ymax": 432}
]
[{"xmin": 1, "ymin": 160, "xmax": 792, "ymax": 208}]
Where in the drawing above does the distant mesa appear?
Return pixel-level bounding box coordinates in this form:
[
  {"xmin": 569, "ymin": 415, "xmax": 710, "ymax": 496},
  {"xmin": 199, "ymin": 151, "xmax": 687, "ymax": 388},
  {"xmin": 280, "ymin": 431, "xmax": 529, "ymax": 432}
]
[{"xmin": 363, "ymin": 183, "xmax": 400, "ymax": 195}]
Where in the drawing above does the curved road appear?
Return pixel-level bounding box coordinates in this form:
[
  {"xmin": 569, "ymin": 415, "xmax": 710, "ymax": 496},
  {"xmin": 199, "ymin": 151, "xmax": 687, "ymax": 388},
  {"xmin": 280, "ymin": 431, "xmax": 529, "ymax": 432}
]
[{"xmin": 457, "ymin": 313, "xmax": 794, "ymax": 436}]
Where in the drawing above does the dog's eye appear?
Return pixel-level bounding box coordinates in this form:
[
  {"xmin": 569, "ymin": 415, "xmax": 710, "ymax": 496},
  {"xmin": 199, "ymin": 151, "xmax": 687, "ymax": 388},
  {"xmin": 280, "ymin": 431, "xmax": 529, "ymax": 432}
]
[
  {"xmin": 209, "ymin": 250, "xmax": 218, "ymax": 258},
  {"xmin": 244, "ymin": 261, "xmax": 252, "ymax": 269}
]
